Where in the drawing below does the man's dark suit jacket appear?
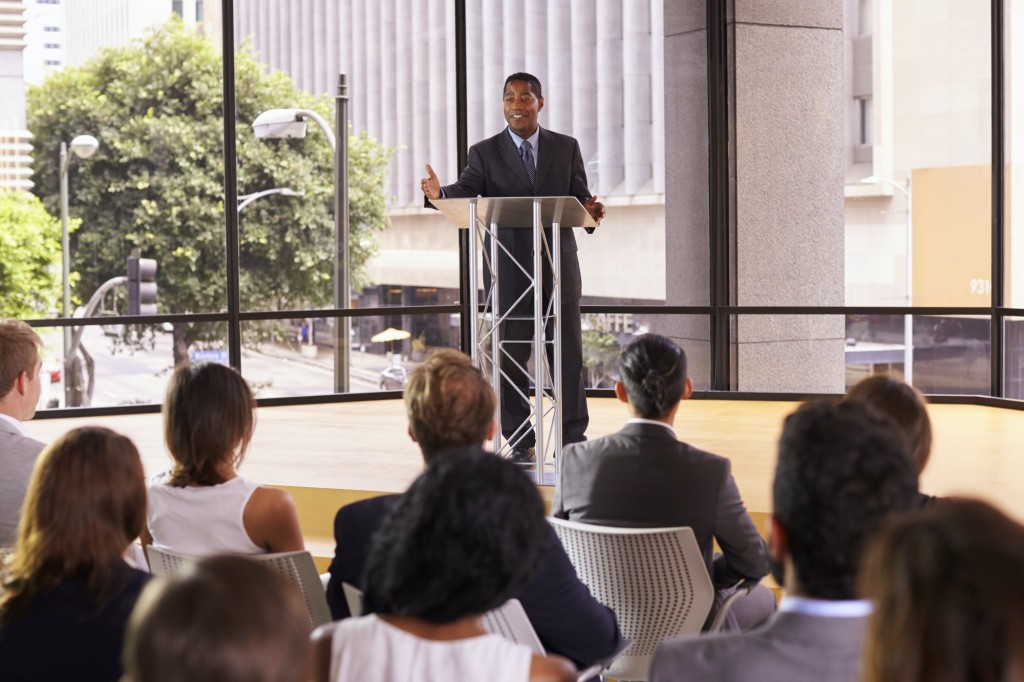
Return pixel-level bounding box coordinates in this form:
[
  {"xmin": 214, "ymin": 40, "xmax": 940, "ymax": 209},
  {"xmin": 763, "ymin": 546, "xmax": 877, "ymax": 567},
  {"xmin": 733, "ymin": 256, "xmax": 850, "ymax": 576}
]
[
  {"xmin": 433, "ymin": 126, "xmax": 592, "ymax": 309},
  {"xmin": 325, "ymin": 494, "xmax": 624, "ymax": 669},
  {"xmin": 552, "ymin": 422, "xmax": 769, "ymax": 588}
]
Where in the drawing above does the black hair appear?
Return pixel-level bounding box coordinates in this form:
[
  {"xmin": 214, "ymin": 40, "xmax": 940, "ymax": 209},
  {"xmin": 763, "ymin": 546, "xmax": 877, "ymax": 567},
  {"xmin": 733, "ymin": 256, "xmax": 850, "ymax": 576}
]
[
  {"xmin": 773, "ymin": 400, "xmax": 919, "ymax": 599},
  {"xmin": 503, "ymin": 72, "xmax": 543, "ymax": 99},
  {"xmin": 619, "ymin": 334, "xmax": 687, "ymax": 419},
  {"xmin": 362, "ymin": 447, "xmax": 548, "ymax": 623}
]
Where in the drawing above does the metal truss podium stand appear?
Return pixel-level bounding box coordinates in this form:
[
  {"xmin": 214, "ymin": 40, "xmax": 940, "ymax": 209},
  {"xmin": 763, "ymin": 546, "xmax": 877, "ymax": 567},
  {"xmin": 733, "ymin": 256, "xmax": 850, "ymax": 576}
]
[{"xmin": 433, "ymin": 197, "xmax": 597, "ymax": 481}]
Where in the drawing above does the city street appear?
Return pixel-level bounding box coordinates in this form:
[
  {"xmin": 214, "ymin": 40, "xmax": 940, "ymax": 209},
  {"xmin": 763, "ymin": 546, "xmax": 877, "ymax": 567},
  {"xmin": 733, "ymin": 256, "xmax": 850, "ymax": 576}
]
[{"xmin": 41, "ymin": 325, "xmax": 407, "ymax": 409}]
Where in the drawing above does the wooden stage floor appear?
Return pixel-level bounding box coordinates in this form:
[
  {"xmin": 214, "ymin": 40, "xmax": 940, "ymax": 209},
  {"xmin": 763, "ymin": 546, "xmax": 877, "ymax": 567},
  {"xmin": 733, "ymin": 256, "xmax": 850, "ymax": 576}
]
[{"xmin": 26, "ymin": 397, "xmax": 1024, "ymax": 524}]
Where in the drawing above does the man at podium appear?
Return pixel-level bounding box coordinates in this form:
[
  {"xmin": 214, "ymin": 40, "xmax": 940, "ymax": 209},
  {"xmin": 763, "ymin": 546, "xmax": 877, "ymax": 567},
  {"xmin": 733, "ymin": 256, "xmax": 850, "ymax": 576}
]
[{"xmin": 421, "ymin": 72, "xmax": 605, "ymax": 463}]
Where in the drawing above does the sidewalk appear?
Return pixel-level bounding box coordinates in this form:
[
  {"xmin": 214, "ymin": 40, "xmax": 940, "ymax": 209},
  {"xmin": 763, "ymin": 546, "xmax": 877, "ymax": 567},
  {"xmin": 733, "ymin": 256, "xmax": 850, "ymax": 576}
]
[{"xmin": 248, "ymin": 341, "xmax": 418, "ymax": 386}]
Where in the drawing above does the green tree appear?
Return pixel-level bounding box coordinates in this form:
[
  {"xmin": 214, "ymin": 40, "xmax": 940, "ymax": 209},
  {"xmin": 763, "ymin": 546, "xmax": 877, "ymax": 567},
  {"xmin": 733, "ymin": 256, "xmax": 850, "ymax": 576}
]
[
  {"xmin": 27, "ymin": 18, "xmax": 392, "ymax": 365},
  {"xmin": 0, "ymin": 190, "xmax": 66, "ymax": 319}
]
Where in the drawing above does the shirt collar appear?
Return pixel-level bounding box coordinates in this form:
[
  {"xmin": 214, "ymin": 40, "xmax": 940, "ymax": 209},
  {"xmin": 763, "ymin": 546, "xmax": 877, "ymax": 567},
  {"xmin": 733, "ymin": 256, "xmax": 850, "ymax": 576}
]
[
  {"xmin": 626, "ymin": 417, "xmax": 676, "ymax": 438},
  {"xmin": 507, "ymin": 126, "xmax": 540, "ymax": 154},
  {"xmin": 779, "ymin": 595, "xmax": 874, "ymax": 618},
  {"xmin": 0, "ymin": 412, "xmax": 27, "ymax": 436}
]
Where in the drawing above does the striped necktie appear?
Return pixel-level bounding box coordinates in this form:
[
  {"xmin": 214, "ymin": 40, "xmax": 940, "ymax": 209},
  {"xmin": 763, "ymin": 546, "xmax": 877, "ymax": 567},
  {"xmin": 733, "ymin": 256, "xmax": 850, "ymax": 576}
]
[{"xmin": 520, "ymin": 140, "xmax": 536, "ymax": 187}]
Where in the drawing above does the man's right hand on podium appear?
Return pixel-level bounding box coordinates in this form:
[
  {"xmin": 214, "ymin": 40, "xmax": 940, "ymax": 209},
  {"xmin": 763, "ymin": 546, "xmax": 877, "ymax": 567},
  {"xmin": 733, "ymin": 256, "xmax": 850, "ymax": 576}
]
[{"xmin": 420, "ymin": 164, "xmax": 441, "ymax": 201}]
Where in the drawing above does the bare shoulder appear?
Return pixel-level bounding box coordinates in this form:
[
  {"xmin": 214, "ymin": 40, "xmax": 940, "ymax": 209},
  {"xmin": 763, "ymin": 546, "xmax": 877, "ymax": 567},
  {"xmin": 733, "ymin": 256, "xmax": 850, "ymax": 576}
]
[
  {"xmin": 243, "ymin": 485, "xmax": 304, "ymax": 552},
  {"xmin": 529, "ymin": 654, "xmax": 576, "ymax": 682}
]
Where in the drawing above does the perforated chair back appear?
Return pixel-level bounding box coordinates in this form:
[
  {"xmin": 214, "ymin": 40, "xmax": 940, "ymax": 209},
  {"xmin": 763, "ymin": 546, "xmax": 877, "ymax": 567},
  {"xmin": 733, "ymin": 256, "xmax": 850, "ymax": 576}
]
[
  {"xmin": 548, "ymin": 518, "xmax": 715, "ymax": 681},
  {"xmin": 145, "ymin": 546, "xmax": 332, "ymax": 628},
  {"xmin": 481, "ymin": 598, "xmax": 545, "ymax": 654}
]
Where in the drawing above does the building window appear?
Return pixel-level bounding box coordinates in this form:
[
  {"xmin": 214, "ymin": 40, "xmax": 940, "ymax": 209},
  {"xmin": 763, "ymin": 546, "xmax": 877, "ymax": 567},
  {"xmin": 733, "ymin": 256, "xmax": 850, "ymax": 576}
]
[
  {"xmin": 37, "ymin": 0, "xmax": 60, "ymax": 4},
  {"xmin": 44, "ymin": 26, "xmax": 60, "ymax": 32},
  {"xmin": 44, "ymin": 43, "xmax": 60, "ymax": 49},
  {"xmin": 196, "ymin": 0, "xmax": 204, "ymax": 22},
  {"xmin": 172, "ymin": 0, "xmax": 182, "ymax": 17},
  {"xmin": 44, "ymin": 60, "xmax": 61, "ymax": 66}
]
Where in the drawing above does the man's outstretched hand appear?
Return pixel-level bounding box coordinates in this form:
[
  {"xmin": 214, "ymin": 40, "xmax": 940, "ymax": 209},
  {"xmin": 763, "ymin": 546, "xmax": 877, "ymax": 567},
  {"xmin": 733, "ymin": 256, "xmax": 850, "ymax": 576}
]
[
  {"xmin": 420, "ymin": 164, "xmax": 441, "ymax": 201},
  {"xmin": 583, "ymin": 195, "xmax": 605, "ymax": 225}
]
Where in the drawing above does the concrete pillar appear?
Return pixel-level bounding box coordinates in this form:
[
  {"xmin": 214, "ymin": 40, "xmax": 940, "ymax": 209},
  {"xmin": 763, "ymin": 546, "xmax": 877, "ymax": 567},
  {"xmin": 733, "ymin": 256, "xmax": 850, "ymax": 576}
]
[{"xmin": 664, "ymin": 0, "xmax": 846, "ymax": 392}]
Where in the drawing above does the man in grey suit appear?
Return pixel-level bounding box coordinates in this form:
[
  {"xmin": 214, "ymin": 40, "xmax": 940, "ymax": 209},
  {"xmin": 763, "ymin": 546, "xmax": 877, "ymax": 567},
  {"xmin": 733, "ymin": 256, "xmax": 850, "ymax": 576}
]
[
  {"xmin": 552, "ymin": 334, "xmax": 774, "ymax": 631},
  {"xmin": 422, "ymin": 72, "xmax": 605, "ymax": 462},
  {"xmin": 0, "ymin": 319, "xmax": 46, "ymax": 546},
  {"xmin": 649, "ymin": 400, "xmax": 920, "ymax": 682}
]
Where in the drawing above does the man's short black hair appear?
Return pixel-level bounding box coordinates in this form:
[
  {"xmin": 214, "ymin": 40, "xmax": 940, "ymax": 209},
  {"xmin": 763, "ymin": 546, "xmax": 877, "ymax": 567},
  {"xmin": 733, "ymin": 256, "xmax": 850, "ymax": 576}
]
[
  {"xmin": 362, "ymin": 447, "xmax": 548, "ymax": 623},
  {"xmin": 773, "ymin": 400, "xmax": 919, "ymax": 599},
  {"xmin": 504, "ymin": 72, "xmax": 543, "ymax": 99}
]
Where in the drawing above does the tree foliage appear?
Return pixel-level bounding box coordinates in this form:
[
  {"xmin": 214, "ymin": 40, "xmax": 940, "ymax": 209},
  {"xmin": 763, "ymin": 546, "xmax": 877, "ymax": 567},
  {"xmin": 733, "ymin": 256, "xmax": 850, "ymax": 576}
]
[
  {"xmin": 0, "ymin": 190, "xmax": 66, "ymax": 319},
  {"xmin": 27, "ymin": 18, "xmax": 392, "ymax": 363}
]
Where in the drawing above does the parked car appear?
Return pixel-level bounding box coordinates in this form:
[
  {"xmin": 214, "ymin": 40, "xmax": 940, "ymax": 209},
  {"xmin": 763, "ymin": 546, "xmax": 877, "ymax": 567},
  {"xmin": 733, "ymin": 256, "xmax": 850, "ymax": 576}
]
[{"xmin": 379, "ymin": 366, "xmax": 408, "ymax": 391}]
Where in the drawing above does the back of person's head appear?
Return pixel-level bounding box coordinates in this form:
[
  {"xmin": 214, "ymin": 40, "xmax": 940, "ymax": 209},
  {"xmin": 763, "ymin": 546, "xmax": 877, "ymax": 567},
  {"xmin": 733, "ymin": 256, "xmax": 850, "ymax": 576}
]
[
  {"xmin": 363, "ymin": 449, "xmax": 548, "ymax": 623},
  {"xmin": 0, "ymin": 319, "xmax": 42, "ymax": 398},
  {"xmin": 124, "ymin": 556, "xmax": 311, "ymax": 682},
  {"xmin": 845, "ymin": 374, "xmax": 932, "ymax": 473},
  {"xmin": 860, "ymin": 498, "xmax": 1024, "ymax": 682},
  {"xmin": 619, "ymin": 333, "xmax": 688, "ymax": 419},
  {"xmin": 403, "ymin": 349, "xmax": 495, "ymax": 463},
  {"xmin": 504, "ymin": 71, "xmax": 543, "ymax": 98},
  {"xmin": 773, "ymin": 400, "xmax": 918, "ymax": 599},
  {"xmin": 163, "ymin": 362, "xmax": 255, "ymax": 487},
  {"xmin": 0, "ymin": 426, "xmax": 145, "ymax": 623}
]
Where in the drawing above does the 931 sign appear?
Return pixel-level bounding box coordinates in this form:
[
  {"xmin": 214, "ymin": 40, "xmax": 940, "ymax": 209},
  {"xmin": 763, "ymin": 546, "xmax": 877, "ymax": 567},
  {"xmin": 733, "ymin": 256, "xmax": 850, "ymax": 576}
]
[{"xmin": 969, "ymin": 278, "xmax": 991, "ymax": 296}]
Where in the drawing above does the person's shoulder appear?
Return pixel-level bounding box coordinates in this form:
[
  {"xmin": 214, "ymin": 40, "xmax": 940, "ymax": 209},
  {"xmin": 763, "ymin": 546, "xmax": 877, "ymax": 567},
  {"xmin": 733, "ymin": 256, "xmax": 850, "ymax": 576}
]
[
  {"xmin": 334, "ymin": 494, "xmax": 400, "ymax": 528},
  {"xmin": 529, "ymin": 653, "xmax": 576, "ymax": 682},
  {"xmin": 676, "ymin": 440, "xmax": 731, "ymax": 469},
  {"xmin": 651, "ymin": 631, "xmax": 763, "ymax": 680},
  {"xmin": 539, "ymin": 127, "xmax": 578, "ymax": 144}
]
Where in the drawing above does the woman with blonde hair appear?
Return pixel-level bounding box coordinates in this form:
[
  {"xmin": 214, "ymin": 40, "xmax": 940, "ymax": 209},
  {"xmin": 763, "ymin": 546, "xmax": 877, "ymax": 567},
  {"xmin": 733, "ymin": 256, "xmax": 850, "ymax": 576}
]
[
  {"xmin": 143, "ymin": 362, "xmax": 303, "ymax": 555},
  {"xmin": 0, "ymin": 427, "xmax": 151, "ymax": 681}
]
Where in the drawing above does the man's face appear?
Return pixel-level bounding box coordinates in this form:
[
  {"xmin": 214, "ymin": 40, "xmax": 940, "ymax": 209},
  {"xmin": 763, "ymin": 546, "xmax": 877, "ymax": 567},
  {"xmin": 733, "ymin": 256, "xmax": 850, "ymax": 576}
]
[{"xmin": 503, "ymin": 80, "xmax": 543, "ymax": 138}]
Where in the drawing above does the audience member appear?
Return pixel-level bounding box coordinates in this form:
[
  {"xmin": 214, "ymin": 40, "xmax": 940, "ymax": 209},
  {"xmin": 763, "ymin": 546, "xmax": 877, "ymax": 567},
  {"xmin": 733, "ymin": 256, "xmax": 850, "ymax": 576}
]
[
  {"xmin": 860, "ymin": 497, "xmax": 1024, "ymax": 682},
  {"xmin": 325, "ymin": 348, "xmax": 623, "ymax": 669},
  {"xmin": 314, "ymin": 450, "xmax": 575, "ymax": 682},
  {"xmin": 0, "ymin": 427, "xmax": 151, "ymax": 681},
  {"xmin": 845, "ymin": 373, "xmax": 936, "ymax": 505},
  {"xmin": 123, "ymin": 555, "xmax": 311, "ymax": 682},
  {"xmin": 142, "ymin": 362, "xmax": 303, "ymax": 555},
  {"xmin": 650, "ymin": 400, "xmax": 919, "ymax": 682},
  {"xmin": 0, "ymin": 319, "xmax": 46, "ymax": 546},
  {"xmin": 552, "ymin": 333, "xmax": 773, "ymax": 630}
]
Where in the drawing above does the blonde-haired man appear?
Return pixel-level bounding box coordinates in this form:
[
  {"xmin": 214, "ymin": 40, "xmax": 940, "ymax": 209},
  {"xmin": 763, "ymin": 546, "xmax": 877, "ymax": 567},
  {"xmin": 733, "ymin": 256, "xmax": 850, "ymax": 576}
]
[{"xmin": 0, "ymin": 320, "xmax": 46, "ymax": 545}]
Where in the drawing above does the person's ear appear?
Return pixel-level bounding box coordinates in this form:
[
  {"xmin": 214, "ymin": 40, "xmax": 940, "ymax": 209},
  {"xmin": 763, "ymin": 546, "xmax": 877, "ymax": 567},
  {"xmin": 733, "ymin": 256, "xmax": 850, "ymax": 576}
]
[
  {"xmin": 407, "ymin": 425, "xmax": 417, "ymax": 443},
  {"xmin": 614, "ymin": 381, "xmax": 629, "ymax": 404},
  {"xmin": 537, "ymin": 96, "xmax": 544, "ymax": 113},
  {"xmin": 14, "ymin": 370, "xmax": 29, "ymax": 396},
  {"xmin": 486, "ymin": 420, "xmax": 497, "ymax": 441},
  {"xmin": 769, "ymin": 515, "xmax": 789, "ymax": 564},
  {"xmin": 681, "ymin": 377, "xmax": 693, "ymax": 401}
]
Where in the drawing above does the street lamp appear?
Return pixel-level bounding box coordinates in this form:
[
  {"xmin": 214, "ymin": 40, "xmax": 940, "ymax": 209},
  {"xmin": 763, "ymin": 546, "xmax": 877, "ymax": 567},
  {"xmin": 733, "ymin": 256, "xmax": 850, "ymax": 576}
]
[
  {"xmin": 60, "ymin": 133, "xmax": 99, "ymax": 407},
  {"xmin": 253, "ymin": 76, "xmax": 350, "ymax": 393},
  {"xmin": 237, "ymin": 187, "xmax": 304, "ymax": 214},
  {"xmin": 862, "ymin": 174, "xmax": 913, "ymax": 385}
]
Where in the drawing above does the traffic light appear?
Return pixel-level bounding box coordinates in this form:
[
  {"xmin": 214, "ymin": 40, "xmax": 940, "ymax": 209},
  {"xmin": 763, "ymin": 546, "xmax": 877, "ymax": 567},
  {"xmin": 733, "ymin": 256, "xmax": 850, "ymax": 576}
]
[{"xmin": 127, "ymin": 254, "xmax": 158, "ymax": 315}]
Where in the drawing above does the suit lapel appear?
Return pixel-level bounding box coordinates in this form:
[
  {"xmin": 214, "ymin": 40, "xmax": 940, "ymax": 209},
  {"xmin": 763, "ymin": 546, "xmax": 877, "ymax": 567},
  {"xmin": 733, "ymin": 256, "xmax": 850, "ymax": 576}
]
[
  {"xmin": 498, "ymin": 128, "xmax": 534, "ymax": 194},
  {"xmin": 534, "ymin": 127, "xmax": 555, "ymax": 192}
]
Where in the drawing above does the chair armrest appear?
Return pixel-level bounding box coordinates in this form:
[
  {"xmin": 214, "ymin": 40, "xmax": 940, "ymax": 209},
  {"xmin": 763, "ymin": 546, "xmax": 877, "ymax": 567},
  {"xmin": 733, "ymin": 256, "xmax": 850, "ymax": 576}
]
[{"xmin": 707, "ymin": 578, "xmax": 760, "ymax": 633}]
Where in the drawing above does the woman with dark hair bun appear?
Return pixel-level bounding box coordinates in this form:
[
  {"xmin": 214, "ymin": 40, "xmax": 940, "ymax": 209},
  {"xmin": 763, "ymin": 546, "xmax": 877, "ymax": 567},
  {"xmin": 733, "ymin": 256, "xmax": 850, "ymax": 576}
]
[
  {"xmin": 0, "ymin": 427, "xmax": 151, "ymax": 681},
  {"xmin": 314, "ymin": 449, "xmax": 575, "ymax": 682},
  {"xmin": 553, "ymin": 333, "xmax": 775, "ymax": 632},
  {"xmin": 142, "ymin": 363, "xmax": 303, "ymax": 556}
]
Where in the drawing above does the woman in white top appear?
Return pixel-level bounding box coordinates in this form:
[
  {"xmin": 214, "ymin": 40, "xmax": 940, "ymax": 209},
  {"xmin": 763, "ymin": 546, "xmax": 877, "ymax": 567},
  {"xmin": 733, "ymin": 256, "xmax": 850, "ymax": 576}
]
[
  {"xmin": 313, "ymin": 449, "xmax": 575, "ymax": 682},
  {"xmin": 141, "ymin": 362, "xmax": 303, "ymax": 556}
]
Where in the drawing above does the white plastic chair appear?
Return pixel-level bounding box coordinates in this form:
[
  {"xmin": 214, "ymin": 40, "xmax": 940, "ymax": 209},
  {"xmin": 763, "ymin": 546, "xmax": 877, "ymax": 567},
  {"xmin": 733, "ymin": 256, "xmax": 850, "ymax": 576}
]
[
  {"xmin": 548, "ymin": 518, "xmax": 715, "ymax": 681},
  {"xmin": 144, "ymin": 546, "xmax": 332, "ymax": 627},
  {"xmin": 341, "ymin": 582, "xmax": 545, "ymax": 654}
]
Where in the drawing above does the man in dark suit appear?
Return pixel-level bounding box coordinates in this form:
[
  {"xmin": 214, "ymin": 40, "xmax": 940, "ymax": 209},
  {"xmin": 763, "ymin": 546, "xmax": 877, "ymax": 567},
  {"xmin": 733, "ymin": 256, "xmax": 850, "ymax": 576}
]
[
  {"xmin": 0, "ymin": 319, "xmax": 46, "ymax": 546},
  {"xmin": 650, "ymin": 401, "xmax": 920, "ymax": 682},
  {"xmin": 422, "ymin": 72, "xmax": 604, "ymax": 462},
  {"xmin": 552, "ymin": 334, "xmax": 774, "ymax": 631},
  {"xmin": 324, "ymin": 349, "xmax": 623, "ymax": 670}
]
